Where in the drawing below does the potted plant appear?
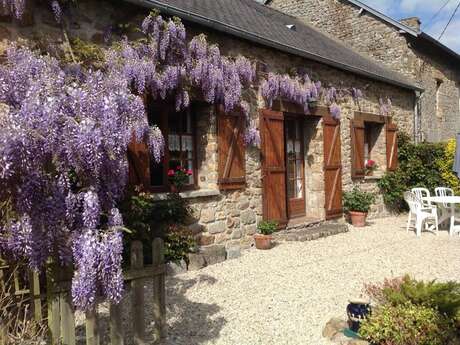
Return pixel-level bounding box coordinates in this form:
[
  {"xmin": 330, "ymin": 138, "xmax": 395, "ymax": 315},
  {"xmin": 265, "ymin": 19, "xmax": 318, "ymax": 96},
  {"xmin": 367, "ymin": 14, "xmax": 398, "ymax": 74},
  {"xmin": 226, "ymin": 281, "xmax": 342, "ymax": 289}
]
[
  {"xmin": 254, "ymin": 220, "xmax": 277, "ymax": 250},
  {"xmin": 168, "ymin": 166, "xmax": 193, "ymax": 192},
  {"xmin": 343, "ymin": 187, "xmax": 375, "ymax": 227},
  {"xmin": 364, "ymin": 159, "xmax": 377, "ymax": 176}
]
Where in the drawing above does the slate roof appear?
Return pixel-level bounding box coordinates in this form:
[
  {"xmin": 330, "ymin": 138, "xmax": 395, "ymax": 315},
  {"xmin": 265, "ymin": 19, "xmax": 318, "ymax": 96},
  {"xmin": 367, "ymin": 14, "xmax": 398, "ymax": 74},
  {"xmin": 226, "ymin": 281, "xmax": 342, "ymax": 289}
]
[{"xmin": 129, "ymin": 0, "xmax": 421, "ymax": 91}]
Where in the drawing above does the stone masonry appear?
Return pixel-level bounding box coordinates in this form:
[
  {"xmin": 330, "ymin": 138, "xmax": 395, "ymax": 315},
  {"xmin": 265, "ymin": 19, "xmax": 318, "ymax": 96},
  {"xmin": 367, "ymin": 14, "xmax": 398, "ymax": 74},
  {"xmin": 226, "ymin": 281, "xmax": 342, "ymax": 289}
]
[
  {"xmin": 0, "ymin": 0, "xmax": 415, "ymax": 257},
  {"xmin": 268, "ymin": 0, "xmax": 460, "ymax": 142}
]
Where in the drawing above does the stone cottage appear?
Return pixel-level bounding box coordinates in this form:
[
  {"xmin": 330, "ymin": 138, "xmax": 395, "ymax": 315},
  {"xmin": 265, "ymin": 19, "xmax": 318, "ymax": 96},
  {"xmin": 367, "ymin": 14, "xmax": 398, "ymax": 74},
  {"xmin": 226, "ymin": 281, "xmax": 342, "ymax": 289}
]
[
  {"xmin": 265, "ymin": 0, "xmax": 460, "ymax": 143},
  {"xmin": 0, "ymin": 0, "xmax": 420, "ymax": 259}
]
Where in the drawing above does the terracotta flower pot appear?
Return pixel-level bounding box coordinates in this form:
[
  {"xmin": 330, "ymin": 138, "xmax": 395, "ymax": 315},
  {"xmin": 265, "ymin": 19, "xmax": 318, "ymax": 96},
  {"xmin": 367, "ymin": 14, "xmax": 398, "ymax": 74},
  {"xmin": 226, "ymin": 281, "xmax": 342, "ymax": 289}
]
[
  {"xmin": 254, "ymin": 234, "xmax": 273, "ymax": 250},
  {"xmin": 170, "ymin": 185, "xmax": 178, "ymax": 193},
  {"xmin": 349, "ymin": 211, "xmax": 368, "ymax": 227}
]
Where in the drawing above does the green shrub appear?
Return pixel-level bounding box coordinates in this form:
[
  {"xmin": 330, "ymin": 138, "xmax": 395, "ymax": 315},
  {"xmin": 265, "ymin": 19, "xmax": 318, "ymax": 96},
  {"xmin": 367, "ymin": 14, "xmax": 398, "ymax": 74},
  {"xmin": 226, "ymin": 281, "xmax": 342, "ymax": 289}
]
[
  {"xmin": 164, "ymin": 224, "xmax": 196, "ymax": 264},
  {"xmin": 438, "ymin": 138, "xmax": 460, "ymax": 195},
  {"xmin": 383, "ymin": 276, "xmax": 460, "ymax": 323},
  {"xmin": 343, "ymin": 187, "xmax": 375, "ymax": 213},
  {"xmin": 378, "ymin": 133, "xmax": 445, "ymax": 212},
  {"xmin": 257, "ymin": 220, "xmax": 278, "ymax": 235},
  {"xmin": 119, "ymin": 192, "xmax": 195, "ymax": 264},
  {"xmin": 359, "ymin": 302, "xmax": 455, "ymax": 345}
]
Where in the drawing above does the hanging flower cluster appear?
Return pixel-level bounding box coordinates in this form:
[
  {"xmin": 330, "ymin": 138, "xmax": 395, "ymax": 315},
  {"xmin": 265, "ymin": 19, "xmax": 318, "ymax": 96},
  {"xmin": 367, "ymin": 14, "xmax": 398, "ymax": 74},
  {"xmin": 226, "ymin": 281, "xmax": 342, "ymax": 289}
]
[
  {"xmin": 106, "ymin": 13, "xmax": 255, "ymax": 115},
  {"xmin": 379, "ymin": 97, "xmax": 392, "ymax": 116},
  {"xmin": 261, "ymin": 72, "xmax": 365, "ymax": 120},
  {"xmin": 261, "ymin": 72, "xmax": 321, "ymax": 114},
  {"xmin": 0, "ymin": 44, "xmax": 157, "ymax": 310},
  {"xmin": 1, "ymin": 0, "xmax": 62, "ymax": 21}
]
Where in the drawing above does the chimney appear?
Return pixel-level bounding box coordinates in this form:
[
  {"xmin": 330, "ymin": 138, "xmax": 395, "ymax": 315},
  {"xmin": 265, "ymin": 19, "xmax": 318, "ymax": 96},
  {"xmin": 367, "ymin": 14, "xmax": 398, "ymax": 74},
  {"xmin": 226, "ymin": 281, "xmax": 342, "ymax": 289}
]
[{"xmin": 400, "ymin": 17, "xmax": 421, "ymax": 32}]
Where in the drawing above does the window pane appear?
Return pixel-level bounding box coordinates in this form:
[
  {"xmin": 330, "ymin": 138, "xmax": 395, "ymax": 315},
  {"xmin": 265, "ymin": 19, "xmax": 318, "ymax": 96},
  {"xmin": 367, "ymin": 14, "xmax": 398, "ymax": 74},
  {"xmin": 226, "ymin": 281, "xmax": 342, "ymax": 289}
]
[
  {"xmin": 296, "ymin": 178, "xmax": 303, "ymax": 198},
  {"xmin": 168, "ymin": 112, "xmax": 181, "ymax": 133},
  {"xmin": 287, "ymin": 178, "xmax": 295, "ymax": 198},
  {"xmin": 288, "ymin": 160, "xmax": 295, "ymax": 179},
  {"xmin": 182, "ymin": 135, "xmax": 193, "ymax": 152},
  {"xmin": 150, "ymin": 161, "xmax": 164, "ymax": 186},
  {"xmin": 169, "ymin": 134, "xmax": 180, "ymax": 151}
]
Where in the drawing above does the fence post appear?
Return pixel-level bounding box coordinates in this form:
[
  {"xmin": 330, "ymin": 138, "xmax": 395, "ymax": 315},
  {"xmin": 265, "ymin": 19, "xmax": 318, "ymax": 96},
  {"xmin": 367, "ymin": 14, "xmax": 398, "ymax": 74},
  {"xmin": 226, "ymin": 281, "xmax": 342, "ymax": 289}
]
[
  {"xmin": 131, "ymin": 241, "xmax": 145, "ymax": 345},
  {"xmin": 0, "ymin": 266, "xmax": 5, "ymax": 345},
  {"xmin": 0, "ymin": 322, "xmax": 6, "ymax": 345},
  {"xmin": 29, "ymin": 270, "xmax": 42, "ymax": 322},
  {"xmin": 85, "ymin": 307, "xmax": 99, "ymax": 345},
  {"xmin": 152, "ymin": 238, "xmax": 166, "ymax": 341},
  {"xmin": 109, "ymin": 303, "xmax": 124, "ymax": 345},
  {"xmin": 46, "ymin": 261, "xmax": 61, "ymax": 345},
  {"xmin": 59, "ymin": 268, "xmax": 76, "ymax": 345}
]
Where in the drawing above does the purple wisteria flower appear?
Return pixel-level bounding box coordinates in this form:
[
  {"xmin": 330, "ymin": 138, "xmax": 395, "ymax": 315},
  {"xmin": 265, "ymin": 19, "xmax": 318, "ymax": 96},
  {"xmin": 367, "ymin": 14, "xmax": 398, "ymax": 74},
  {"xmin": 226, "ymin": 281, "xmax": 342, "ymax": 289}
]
[
  {"xmin": 244, "ymin": 127, "xmax": 261, "ymax": 147},
  {"xmin": 330, "ymin": 103, "xmax": 341, "ymax": 120},
  {"xmin": 51, "ymin": 0, "xmax": 61, "ymax": 23}
]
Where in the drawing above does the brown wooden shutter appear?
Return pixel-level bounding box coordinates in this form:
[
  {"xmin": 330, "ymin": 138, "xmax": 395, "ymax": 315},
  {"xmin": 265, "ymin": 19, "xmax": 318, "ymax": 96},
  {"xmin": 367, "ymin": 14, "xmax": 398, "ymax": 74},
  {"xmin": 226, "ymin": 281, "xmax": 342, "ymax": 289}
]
[
  {"xmin": 323, "ymin": 116, "xmax": 343, "ymax": 220},
  {"xmin": 260, "ymin": 109, "xmax": 287, "ymax": 226},
  {"xmin": 386, "ymin": 121, "xmax": 398, "ymax": 171},
  {"xmin": 217, "ymin": 106, "xmax": 246, "ymax": 190},
  {"xmin": 351, "ymin": 119, "xmax": 365, "ymax": 178},
  {"xmin": 128, "ymin": 134, "xmax": 151, "ymax": 189},
  {"xmin": 128, "ymin": 94, "xmax": 151, "ymax": 190}
]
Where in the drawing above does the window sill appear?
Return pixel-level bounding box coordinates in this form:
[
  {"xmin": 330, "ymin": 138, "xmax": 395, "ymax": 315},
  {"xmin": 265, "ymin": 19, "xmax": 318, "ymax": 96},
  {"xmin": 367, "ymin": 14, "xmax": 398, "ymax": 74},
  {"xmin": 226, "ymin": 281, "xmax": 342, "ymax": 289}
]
[
  {"xmin": 150, "ymin": 189, "xmax": 220, "ymax": 201},
  {"xmin": 364, "ymin": 174, "xmax": 383, "ymax": 181}
]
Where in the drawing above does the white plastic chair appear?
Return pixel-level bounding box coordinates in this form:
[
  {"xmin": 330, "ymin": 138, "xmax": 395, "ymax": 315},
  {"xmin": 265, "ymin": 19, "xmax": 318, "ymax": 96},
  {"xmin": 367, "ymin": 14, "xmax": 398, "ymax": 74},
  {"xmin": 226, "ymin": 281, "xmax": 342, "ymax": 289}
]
[
  {"xmin": 435, "ymin": 187, "xmax": 460, "ymax": 229},
  {"xmin": 435, "ymin": 187, "xmax": 454, "ymax": 207},
  {"xmin": 404, "ymin": 191, "xmax": 438, "ymax": 237},
  {"xmin": 411, "ymin": 187, "xmax": 433, "ymax": 208}
]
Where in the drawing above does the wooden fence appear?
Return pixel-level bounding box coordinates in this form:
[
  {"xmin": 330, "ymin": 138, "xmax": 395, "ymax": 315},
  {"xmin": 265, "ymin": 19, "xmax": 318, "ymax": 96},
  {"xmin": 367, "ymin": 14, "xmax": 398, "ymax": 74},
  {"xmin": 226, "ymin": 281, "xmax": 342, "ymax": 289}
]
[{"xmin": 0, "ymin": 238, "xmax": 166, "ymax": 345}]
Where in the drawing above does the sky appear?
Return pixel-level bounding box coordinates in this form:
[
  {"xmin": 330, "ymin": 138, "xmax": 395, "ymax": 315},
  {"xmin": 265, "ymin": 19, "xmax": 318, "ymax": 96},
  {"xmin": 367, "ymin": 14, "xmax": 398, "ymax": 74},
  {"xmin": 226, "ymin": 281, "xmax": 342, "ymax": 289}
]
[{"xmin": 361, "ymin": 0, "xmax": 460, "ymax": 53}]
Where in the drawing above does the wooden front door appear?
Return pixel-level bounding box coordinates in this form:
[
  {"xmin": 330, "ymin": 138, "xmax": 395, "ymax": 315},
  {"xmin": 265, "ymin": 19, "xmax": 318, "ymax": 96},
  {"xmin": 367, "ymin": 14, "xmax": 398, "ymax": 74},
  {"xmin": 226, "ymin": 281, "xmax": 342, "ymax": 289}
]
[
  {"xmin": 261, "ymin": 109, "xmax": 288, "ymax": 226},
  {"xmin": 323, "ymin": 116, "xmax": 343, "ymax": 219},
  {"xmin": 285, "ymin": 117, "xmax": 306, "ymax": 218}
]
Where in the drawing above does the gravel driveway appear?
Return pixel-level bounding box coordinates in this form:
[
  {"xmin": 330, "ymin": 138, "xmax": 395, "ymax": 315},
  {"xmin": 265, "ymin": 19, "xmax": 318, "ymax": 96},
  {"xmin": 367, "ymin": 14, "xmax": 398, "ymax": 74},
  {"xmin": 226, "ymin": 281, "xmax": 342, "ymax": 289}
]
[{"xmin": 163, "ymin": 215, "xmax": 460, "ymax": 345}]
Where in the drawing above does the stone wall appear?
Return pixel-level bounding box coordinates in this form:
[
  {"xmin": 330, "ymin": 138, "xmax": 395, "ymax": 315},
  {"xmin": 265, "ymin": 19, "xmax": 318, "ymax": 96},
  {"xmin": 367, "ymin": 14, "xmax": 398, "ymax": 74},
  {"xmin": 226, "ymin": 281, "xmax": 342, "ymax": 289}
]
[
  {"xmin": 0, "ymin": 0, "xmax": 415, "ymax": 255},
  {"xmin": 268, "ymin": 0, "xmax": 460, "ymax": 142}
]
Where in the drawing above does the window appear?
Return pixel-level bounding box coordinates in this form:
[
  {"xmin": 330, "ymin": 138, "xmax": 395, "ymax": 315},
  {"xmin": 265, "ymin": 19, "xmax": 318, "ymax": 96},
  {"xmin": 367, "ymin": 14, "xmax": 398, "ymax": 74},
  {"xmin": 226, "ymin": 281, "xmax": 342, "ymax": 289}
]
[
  {"xmin": 364, "ymin": 123, "xmax": 379, "ymax": 163},
  {"xmin": 286, "ymin": 118, "xmax": 304, "ymax": 199},
  {"xmin": 149, "ymin": 104, "xmax": 196, "ymax": 191},
  {"xmin": 436, "ymin": 79, "xmax": 443, "ymax": 119},
  {"xmin": 351, "ymin": 113, "xmax": 397, "ymax": 178},
  {"xmin": 457, "ymin": 82, "xmax": 460, "ymax": 114}
]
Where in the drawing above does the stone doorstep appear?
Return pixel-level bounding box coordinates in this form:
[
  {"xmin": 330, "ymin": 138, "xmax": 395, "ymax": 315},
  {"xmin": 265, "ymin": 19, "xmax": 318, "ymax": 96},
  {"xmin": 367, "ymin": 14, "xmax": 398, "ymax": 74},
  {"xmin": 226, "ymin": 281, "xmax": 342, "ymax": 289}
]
[
  {"xmin": 273, "ymin": 222, "xmax": 349, "ymax": 242},
  {"xmin": 186, "ymin": 222, "xmax": 349, "ymax": 271}
]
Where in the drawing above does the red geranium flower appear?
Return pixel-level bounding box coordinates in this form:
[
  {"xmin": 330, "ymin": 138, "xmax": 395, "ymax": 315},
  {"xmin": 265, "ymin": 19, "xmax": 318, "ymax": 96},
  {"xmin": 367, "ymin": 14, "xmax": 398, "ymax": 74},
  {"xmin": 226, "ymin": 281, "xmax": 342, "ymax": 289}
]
[
  {"xmin": 167, "ymin": 169, "xmax": 175, "ymax": 176},
  {"xmin": 186, "ymin": 169, "xmax": 193, "ymax": 176},
  {"xmin": 366, "ymin": 159, "xmax": 375, "ymax": 168}
]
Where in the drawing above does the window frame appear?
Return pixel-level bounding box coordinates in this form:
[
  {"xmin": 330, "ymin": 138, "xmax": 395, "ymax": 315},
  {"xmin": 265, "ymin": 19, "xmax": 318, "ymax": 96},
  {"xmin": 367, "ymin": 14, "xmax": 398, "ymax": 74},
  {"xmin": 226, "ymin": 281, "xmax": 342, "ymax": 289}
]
[
  {"xmin": 352, "ymin": 111, "xmax": 387, "ymax": 178},
  {"xmin": 148, "ymin": 102, "xmax": 198, "ymax": 193}
]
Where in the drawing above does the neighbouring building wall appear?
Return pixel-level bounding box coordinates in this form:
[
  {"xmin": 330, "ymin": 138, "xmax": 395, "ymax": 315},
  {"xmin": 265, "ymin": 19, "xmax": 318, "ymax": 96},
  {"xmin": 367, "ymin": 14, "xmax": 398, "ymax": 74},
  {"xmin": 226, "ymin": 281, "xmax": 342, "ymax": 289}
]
[
  {"xmin": 268, "ymin": 0, "xmax": 460, "ymax": 142},
  {"xmin": 0, "ymin": 0, "xmax": 414, "ymax": 252}
]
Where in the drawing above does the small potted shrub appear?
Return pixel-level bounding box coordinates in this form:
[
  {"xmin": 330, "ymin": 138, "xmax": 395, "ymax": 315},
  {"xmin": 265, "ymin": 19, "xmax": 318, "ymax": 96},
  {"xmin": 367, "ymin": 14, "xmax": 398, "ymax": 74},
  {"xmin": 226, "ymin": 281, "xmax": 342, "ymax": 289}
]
[
  {"xmin": 254, "ymin": 220, "xmax": 277, "ymax": 250},
  {"xmin": 343, "ymin": 187, "xmax": 375, "ymax": 227}
]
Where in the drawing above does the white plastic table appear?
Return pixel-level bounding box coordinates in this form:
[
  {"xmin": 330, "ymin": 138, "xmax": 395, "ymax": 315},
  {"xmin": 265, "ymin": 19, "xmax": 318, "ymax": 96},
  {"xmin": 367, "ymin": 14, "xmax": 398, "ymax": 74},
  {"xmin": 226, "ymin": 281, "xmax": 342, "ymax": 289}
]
[{"xmin": 424, "ymin": 196, "xmax": 460, "ymax": 236}]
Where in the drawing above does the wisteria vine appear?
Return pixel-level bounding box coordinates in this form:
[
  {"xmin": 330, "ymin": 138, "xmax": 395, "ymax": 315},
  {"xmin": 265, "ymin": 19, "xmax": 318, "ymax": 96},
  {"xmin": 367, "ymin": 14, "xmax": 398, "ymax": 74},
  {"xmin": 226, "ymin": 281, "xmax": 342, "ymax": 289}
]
[{"xmin": 0, "ymin": 6, "xmax": 372, "ymax": 310}]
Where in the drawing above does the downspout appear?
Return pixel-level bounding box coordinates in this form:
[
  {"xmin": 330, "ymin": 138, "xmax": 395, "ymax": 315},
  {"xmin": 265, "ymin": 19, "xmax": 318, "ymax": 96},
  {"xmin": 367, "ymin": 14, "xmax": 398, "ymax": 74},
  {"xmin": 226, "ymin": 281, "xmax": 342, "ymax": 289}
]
[{"xmin": 414, "ymin": 90, "xmax": 424, "ymax": 143}]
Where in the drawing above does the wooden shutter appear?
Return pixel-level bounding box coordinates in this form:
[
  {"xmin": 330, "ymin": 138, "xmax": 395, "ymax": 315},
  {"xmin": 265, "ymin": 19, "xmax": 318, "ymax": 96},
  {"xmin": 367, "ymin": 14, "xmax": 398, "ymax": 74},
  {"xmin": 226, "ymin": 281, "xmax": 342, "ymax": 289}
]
[
  {"xmin": 351, "ymin": 119, "xmax": 365, "ymax": 178},
  {"xmin": 323, "ymin": 116, "xmax": 343, "ymax": 220},
  {"xmin": 386, "ymin": 121, "xmax": 398, "ymax": 171},
  {"xmin": 260, "ymin": 109, "xmax": 288, "ymax": 226},
  {"xmin": 128, "ymin": 134, "xmax": 151, "ymax": 189},
  {"xmin": 217, "ymin": 106, "xmax": 246, "ymax": 190}
]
